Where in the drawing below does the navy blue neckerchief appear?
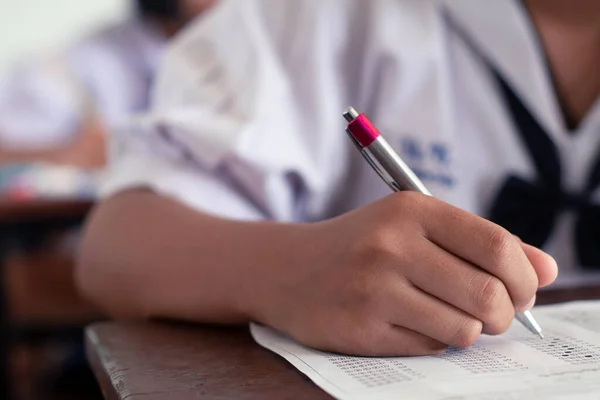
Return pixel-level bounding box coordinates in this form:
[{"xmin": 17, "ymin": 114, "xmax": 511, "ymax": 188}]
[{"xmin": 445, "ymin": 9, "xmax": 600, "ymax": 269}]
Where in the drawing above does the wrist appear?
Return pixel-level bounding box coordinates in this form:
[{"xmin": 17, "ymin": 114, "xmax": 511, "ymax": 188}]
[{"xmin": 234, "ymin": 221, "xmax": 321, "ymax": 327}]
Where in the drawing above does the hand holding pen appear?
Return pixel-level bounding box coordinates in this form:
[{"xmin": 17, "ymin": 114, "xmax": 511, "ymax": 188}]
[
  {"xmin": 219, "ymin": 107, "xmax": 556, "ymax": 357},
  {"xmin": 343, "ymin": 106, "xmax": 554, "ymax": 339}
]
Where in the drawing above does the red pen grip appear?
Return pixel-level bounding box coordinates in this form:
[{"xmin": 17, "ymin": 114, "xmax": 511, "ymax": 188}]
[{"xmin": 347, "ymin": 114, "xmax": 381, "ymax": 148}]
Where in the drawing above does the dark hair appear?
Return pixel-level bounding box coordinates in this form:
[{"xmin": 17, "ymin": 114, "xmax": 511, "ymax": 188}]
[{"xmin": 137, "ymin": 0, "xmax": 180, "ymax": 18}]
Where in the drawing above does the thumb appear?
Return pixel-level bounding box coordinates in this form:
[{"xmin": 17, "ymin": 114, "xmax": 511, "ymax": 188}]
[{"xmin": 518, "ymin": 239, "xmax": 558, "ymax": 288}]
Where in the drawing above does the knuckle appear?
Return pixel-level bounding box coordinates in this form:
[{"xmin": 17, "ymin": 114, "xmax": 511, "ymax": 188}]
[
  {"xmin": 484, "ymin": 226, "xmax": 515, "ymax": 266},
  {"xmin": 451, "ymin": 319, "xmax": 482, "ymax": 348},
  {"xmin": 391, "ymin": 191, "xmax": 427, "ymax": 216},
  {"xmin": 393, "ymin": 190, "xmax": 424, "ymax": 205},
  {"xmin": 475, "ymin": 276, "xmax": 506, "ymax": 317},
  {"xmin": 353, "ymin": 226, "xmax": 396, "ymax": 265}
]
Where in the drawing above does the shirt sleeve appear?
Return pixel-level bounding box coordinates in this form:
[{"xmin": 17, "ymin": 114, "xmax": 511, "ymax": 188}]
[
  {"xmin": 100, "ymin": 0, "xmax": 372, "ymax": 222},
  {"xmin": 0, "ymin": 53, "xmax": 85, "ymax": 151}
]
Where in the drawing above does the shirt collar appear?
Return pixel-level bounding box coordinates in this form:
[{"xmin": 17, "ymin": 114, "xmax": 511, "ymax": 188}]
[{"xmin": 440, "ymin": 0, "xmax": 565, "ymax": 136}]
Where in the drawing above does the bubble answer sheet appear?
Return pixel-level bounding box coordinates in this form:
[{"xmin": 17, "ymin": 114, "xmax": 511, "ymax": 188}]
[{"xmin": 250, "ymin": 301, "xmax": 600, "ymax": 400}]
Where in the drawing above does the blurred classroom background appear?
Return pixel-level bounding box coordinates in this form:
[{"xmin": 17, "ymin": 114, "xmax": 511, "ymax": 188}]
[
  {"xmin": 0, "ymin": 1, "xmax": 132, "ymax": 399},
  {"xmin": 0, "ymin": 0, "xmax": 129, "ymax": 72}
]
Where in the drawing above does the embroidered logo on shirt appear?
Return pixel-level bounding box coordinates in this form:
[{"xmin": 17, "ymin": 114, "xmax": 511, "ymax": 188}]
[{"xmin": 398, "ymin": 137, "xmax": 455, "ymax": 187}]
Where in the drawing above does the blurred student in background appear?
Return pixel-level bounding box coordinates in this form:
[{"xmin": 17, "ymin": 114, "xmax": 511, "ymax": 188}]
[
  {"xmin": 79, "ymin": 0, "xmax": 598, "ymax": 357},
  {"xmin": 0, "ymin": 0, "xmax": 217, "ymax": 272},
  {"xmin": 0, "ymin": 0, "xmax": 216, "ymax": 171},
  {"xmin": 0, "ymin": 1, "xmax": 217, "ymax": 397}
]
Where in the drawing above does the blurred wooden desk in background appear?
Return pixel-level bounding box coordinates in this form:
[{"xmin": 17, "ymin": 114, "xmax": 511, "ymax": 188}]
[
  {"xmin": 537, "ymin": 285, "xmax": 600, "ymax": 305},
  {"xmin": 87, "ymin": 285, "xmax": 600, "ymax": 400},
  {"xmin": 0, "ymin": 198, "xmax": 95, "ymax": 399},
  {"xmin": 0, "ymin": 199, "xmax": 93, "ymax": 223}
]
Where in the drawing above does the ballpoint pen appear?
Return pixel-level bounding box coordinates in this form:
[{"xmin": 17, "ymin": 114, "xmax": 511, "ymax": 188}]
[{"xmin": 342, "ymin": 106, "xmax": 544, "ymax": 340}]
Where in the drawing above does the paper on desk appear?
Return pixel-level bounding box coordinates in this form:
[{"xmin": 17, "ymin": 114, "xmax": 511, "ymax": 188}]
[{"xmin": 250, "ymin": 301, "xmax": 600, "ymax": 400}]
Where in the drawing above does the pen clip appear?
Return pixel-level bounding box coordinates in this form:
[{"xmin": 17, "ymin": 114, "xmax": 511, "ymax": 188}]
[{"xmin": 346, "ymin": 129, "xmax": 401, "ymax": 192}]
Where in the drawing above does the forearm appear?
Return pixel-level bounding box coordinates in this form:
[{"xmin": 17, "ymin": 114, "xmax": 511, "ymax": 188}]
[{"xmin": 77, "ymin": 189, "xmax": 310, "ymax": 324}]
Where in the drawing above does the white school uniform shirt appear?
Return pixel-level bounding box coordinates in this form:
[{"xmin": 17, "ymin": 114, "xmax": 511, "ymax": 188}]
[
  {"xmin": 102, "ymin": 0, "xmax": 600, "ymax": 288},
  {"xmin": 0, "ymin": 18, "xmax": 165, "ymax": 151}
]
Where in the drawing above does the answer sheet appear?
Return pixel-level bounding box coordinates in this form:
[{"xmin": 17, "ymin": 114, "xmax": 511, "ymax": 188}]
[{"xmin": 251, "ymin": 301, "xmax": 600, "ymax": 399}]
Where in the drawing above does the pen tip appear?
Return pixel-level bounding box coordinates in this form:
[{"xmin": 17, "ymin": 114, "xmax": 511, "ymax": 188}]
[
  {"xmin": 538, "ymin": 332, "xmax": 545, "ymax": 339},
  {"xmin": 343, "ymin": 107, "xmax": 359, "ymax": 122}
]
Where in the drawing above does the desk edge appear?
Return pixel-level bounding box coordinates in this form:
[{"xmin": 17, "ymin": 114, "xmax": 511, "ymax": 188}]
[{"xmin": 85, "ymin": 324, "xmax": 122, "ymax": 400}]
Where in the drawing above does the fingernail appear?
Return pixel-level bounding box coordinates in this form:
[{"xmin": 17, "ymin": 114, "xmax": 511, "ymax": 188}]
[{"xmin": 516, "ymin": 296, "xmax": 536, "ymax": 313}]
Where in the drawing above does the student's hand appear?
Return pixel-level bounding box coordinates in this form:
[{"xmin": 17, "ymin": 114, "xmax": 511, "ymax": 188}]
[
  {"xmin": 61, "ymin": 120, "xmax": 106, "ymax": 169},
  {"xmin": 252, "ymin": 192, "xmax": 558, "ymax": 357},
  {"xmin": 0, "ymin": 120, "xmax": 106, "ymax": 168}
]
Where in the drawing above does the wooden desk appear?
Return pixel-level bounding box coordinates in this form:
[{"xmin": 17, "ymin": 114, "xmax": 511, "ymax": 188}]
[
  {"xmin": 87, "ymin": 323, "xmax": 331, "ymax": 400},
  {"xmin": 88, "ymin": 286, "xmax": 600, "ymax": 400},
  {"xmin": 0, "ymin": 199, "xmax": 94, "ymax": 399}
]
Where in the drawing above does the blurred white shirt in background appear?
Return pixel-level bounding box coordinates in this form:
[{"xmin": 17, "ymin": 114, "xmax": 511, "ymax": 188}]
[{"xmin": 0, "ymin": 18, "xmax": 165, "ymax": 151}]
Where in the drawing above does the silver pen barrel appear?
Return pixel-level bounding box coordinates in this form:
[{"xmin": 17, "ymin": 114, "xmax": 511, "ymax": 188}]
[{"xmin": 366, "ymin": 137, "xmax": 433, "ymax": 196}]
